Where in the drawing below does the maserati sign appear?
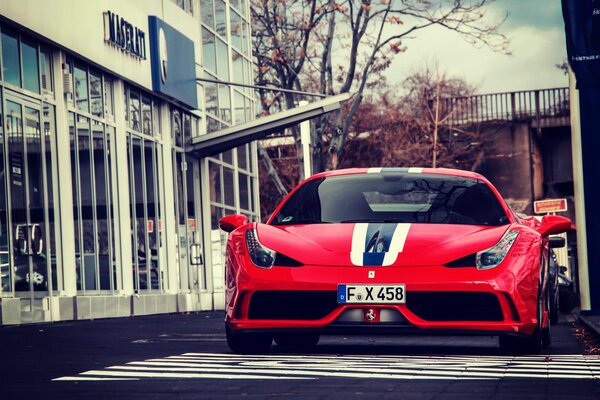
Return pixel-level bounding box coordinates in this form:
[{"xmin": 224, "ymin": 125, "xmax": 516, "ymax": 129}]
[{"xmin": 103, "ymin": 11, "xmax": 147, "ymax": 60}]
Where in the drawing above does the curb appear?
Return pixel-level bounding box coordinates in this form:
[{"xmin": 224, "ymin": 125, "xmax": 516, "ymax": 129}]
[{"xmin": 579, "ymin": 315, "xmax": 600, "ymax": 339}]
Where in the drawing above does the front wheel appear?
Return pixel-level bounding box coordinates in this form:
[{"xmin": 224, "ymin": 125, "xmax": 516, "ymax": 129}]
[
  {"xmin": 500, "ymin": 292, "xmax": 546, "ymax": 354},
  {"xmin": 226, "ymin": 325, "xmax": 272, "ymax": 354}
]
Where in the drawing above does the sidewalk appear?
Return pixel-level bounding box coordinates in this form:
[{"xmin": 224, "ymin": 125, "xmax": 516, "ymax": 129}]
[{"xmin": 580, "ymin": 313, "xmax": 600, "ymax": 338}]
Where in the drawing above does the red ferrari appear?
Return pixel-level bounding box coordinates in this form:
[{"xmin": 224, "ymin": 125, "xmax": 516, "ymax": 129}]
[{"xmin": 219, "ymin": 168, "xmax": 571, "ymax": 354}]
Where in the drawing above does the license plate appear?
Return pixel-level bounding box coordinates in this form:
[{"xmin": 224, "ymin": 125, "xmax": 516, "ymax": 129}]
[{"xmin": 337, "ymin": 284, "xmax": 406, "ymax": 304}]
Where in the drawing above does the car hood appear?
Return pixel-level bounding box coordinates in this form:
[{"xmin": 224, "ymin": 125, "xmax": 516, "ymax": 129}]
[{"xmin": 256, "ymin": 223, "xmax": 510, "ymax": 267}]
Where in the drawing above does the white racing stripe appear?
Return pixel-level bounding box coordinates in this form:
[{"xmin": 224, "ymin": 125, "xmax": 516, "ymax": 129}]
[
  {"xmin": 408, "ymin": 167, "xmax": 423, "ymax": 173},
  {"xmin": 350, "ymin": 223, "xmax": 411, "ymax": 266},
  {"xmin": 350, "ymin": 223, "xmax": 369, "ymax": 266},
  {"xmin": 53, "ymin": 353, "xmax": 600, "ymax": 382},
  {"xmin": 382, "ymin": 223, "xmax": 411, "ymax": 266}
]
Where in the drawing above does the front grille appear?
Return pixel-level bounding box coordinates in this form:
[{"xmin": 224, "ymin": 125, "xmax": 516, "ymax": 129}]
[
  {"xmin": 406, "ymin": 292, "xmax": 503, "ymax": 321},
  {"xmin": 248, "ymin": 291, "xmax": 338, "ymax": 320}
]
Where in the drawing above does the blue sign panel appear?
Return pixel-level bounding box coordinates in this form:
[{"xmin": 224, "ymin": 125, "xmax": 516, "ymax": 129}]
[{"xmin": 148, "ymin": 16, "xmax": 197, "ymax": 109}]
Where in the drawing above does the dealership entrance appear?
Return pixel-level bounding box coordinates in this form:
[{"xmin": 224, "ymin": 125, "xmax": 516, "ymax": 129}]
[{"xmin": 1, "ymin": 89, "xmax": 59, "ymax": 323}]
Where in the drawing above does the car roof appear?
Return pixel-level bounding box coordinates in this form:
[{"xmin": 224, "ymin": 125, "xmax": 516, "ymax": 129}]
[{"xmin": 309, "ymin": 167, "xmax": 486, "ymax": 181}]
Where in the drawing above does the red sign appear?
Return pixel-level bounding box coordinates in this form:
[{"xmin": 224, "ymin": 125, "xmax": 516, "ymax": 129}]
[
  {"xmin": 147, "ymin": 220, "xmax": 154, "ymax": 233},
  {"xmin": 533, "ymin": 198, "xmax": 568, "ymax": 214}
]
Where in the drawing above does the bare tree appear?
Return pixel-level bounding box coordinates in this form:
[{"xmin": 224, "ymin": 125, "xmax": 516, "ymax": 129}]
[
  {"xmin": 252, "ymin": 0, "xmax": 509, "ymax": 180},
  {"xmin": 343, "ymin": 66, "xmax": 485, "ymax": 171}
]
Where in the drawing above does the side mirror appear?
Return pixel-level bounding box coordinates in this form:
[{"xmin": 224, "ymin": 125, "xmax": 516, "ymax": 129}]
[
  {"xmin": 538, "ymin": 215, "xmax": 571, "ymax": 237},
  {"xmin": 219, "ymin": 214, "xmax": 249, "ymax": 233},
  {"xmin": 549, "ymin": 236, "xmax": 566, "ymax": 248}
]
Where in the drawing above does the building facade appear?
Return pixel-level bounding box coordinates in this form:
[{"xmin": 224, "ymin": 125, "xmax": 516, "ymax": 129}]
[{"xmin": 0, "ymin": 0, "xmax": 260, "ymax": 325}]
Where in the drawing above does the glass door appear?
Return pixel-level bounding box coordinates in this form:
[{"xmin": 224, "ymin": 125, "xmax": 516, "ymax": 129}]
[
  {"xmin": 173, "ymin": 152, "xmax": 205, "ymax": 293},
  {"xmin": 3, "ymin": 91, "xmax": 52, "ymax": 321}
]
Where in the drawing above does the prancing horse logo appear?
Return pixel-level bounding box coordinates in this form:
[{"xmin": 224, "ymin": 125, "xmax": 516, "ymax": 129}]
[{"xmin": 366, "ymin": 309, "xmax": 376, "ymax": 322}]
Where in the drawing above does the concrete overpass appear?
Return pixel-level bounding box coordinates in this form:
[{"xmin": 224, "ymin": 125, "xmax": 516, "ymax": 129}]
[{"xmin": 441, "ymin": 87, "xmax": 573, "ymax": 220}]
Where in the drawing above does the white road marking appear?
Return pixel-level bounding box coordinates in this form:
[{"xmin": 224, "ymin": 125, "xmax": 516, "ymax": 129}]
[{"xmin": 53, "ymin": 353, "xmax": 600, "ymax": 382}]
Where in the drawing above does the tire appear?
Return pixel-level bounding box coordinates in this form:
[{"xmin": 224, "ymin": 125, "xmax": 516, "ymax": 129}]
[
  {"xmin": 499, "ymin": 292, "xmax": 544, "ymax": 355},
  {"xmin": 274, "ymin": 333, "xmax": 320, "ymax": 349},
  {"xmin": 226, "ymin": 325, "xmax": 272, "ymax": 354},
  {"xmin": 542, "ymin": 289, "xmax": 552, "ymax": 349},
  {"xmin": 550, "ymin": 292, "xmax": 559, "ymax": 325}
]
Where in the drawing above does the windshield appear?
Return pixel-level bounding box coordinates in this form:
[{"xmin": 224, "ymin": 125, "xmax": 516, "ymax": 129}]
[{"xmin": 271, "ymin": 173, "xmax": 509, "ymax": 226}]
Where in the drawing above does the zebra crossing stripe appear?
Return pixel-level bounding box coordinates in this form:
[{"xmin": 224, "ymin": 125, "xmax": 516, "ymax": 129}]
[{"xmin": 53, "ymin": 353, "xmax": 600, "ymax": 382}]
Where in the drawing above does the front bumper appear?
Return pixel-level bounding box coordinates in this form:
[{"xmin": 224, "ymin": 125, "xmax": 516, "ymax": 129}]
[{"xmin": 226, "ymin": 263, "xmax": 539, "ymax": 337}]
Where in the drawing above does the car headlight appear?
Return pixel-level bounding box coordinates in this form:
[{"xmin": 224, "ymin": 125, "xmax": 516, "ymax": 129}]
[
  {"xmin": 246, "ymin": 229, "xmax": 276, "ymax": 269},
  {"xmin": 475, "ymin": 230, "xmax": 519, "ymax": 270}
]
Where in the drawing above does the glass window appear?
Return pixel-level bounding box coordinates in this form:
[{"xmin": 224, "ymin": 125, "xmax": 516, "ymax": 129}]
[
  {"xmin": 89, "ymin": 71, "xmax": 103, "ymax": 117},
  {"xmin": 239, "ymin": 173, "xmax": 249, "ymax": 210},
  {"xmin": 237, "ymin": 144, "xmax": 248, "ymax": 170},
  {"xmin": 172, "ymin": 108, "xmax": 182, "ymax": 147},
  {"xmin": 209, "ymin": 161, "xmax": 222, "ymax": 203},
  {"xmin": 74, "ymin": 65, "xmax": 89, "ymax": 112},
  {"xmin": 241, "ymin": 21, "xmax": 249, "ymax": 55},
  {"xmin": 223, "ymin": 149, "xmax": 233, "ymax": 165},
  {"xmin": 202, "ymin": 29, "xmax": 216, "ymax": 73},
  {"xmin": 0, "ymin": 92, "xmax": 9, "ymax": 292},
  {"xmin": 152, "ymin": 100, "xmax": 161, "ymax": 137},
  {"xmin": 183, "ymin": 113, "xmax": 191, "ymax": 145},
  {"xmin": 201, "ymin": 0, "xmax": 215, "ymax": 28},
  {"xmin": 104, "ymin": 77, "xmax": 114, "ymax": 116},
  {"xmin": 218, "ymin": 84, "xmax": 231, "ymax": 124},
  {"xmin": 205, "ymin": 80, "xmax": 218, "ymax": 116},
  {"xmin": 216, "ymin": 39, "xmax": 229, "ymax": 81},
  {"xmin": 21, "ymin": 39, "xmax": 40, "ymax": 93},
  {"xmin": 43, "ymin": 104, "xmax": 58, "ymax": 291},
  {"xmin": 40, "ymin": 48, "xmax": 52, "ymax": 92},
  {"xmin": 77, "ymin": 115, "xmax": 98, "ymax": 290},
  {"xmin": 142, "ymin": 96, "xmax": 152, "ymax": 135},
  {"xmin": 171, "ymin": 0, "xmax": 192, "ymax": 14},
  {"xmin": 234, "ymin": 91, "xmax": 245, "ymax": 124},
  {"xmin": 232, "ymin": 51, "xmax": 244, "ymax": 84},
  {"xmin": 223, "ymin": 167, "xmax": 235, "ymax": 207},
  {"xmin": 91, "ymin": 120, "xmax": 111, "ymax": 290},
  {"xmin": 207, "ymin": 116, "xmax": 220, "ymax": 133},
  {"xmin": 215, "ymin": 0, "xmax": 227, "ymax": 37},
  {"xmin": 144, "ymin": 140, "xmax": 159, "ymax": 290},
  {"xmin": 1, "ymin": 30, "xmax": 20, "ymax": 86},
  {"xmin": 230, "ymin": 9, "xmax": 242, "ymax": 50},
  {"xmin": 231, "ymin": 0, "xmax": 240, "ymax": 10},
  {"xmin": 129, "ymin": 89, "xmax": 141, "ymax": 132}
]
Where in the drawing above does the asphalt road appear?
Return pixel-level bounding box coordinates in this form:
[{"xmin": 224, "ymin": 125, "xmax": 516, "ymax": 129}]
[{"xmin": 1, "ymin": 311, "xmax": 599, "ymax": 400}]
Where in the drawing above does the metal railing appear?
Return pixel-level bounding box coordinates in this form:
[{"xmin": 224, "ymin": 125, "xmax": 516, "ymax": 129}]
[{"xmin": 440, "ymin": 87, "xmax": 570, "ymax": 126}]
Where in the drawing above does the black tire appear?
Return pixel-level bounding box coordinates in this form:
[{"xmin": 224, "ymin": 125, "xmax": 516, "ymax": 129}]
[
  {"xmin": 550, "ymin": 296, "xmax": 559, "ymax": 324},
  {"xmin": 273, "ymin": 333, "xmax": 320, "ymax": 349},
  {"xmin": 226, "ymin": 325, "xmax": 272, "ymax": 354},
  {"xmin": 499, "ymin": 292, "xmax": 544, "ymax": 355},
  {"xmin": 542, "ymin": 289, "xmax": 552, "ymax": 348}
]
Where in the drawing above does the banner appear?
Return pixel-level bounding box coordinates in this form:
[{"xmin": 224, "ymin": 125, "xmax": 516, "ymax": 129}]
[{"xmin": 562, "ymin": 0, "xmax": 600, "ymax": 88}]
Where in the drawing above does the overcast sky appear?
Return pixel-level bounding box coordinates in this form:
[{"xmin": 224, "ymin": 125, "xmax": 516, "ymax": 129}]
[{"xmin": 384, "ymin": 0, "xmax": 568, "ymax": 94}]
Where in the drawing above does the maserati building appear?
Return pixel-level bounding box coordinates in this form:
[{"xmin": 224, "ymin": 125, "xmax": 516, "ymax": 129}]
[{"xmin": 0, "ymin": 0, "xmax": 345, "ymax": 325}]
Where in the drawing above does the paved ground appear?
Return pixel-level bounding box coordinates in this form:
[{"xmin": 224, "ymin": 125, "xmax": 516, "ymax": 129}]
[{"xmin": 1, "ymin": 311, "xmax": 599, "ymax": 399}]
